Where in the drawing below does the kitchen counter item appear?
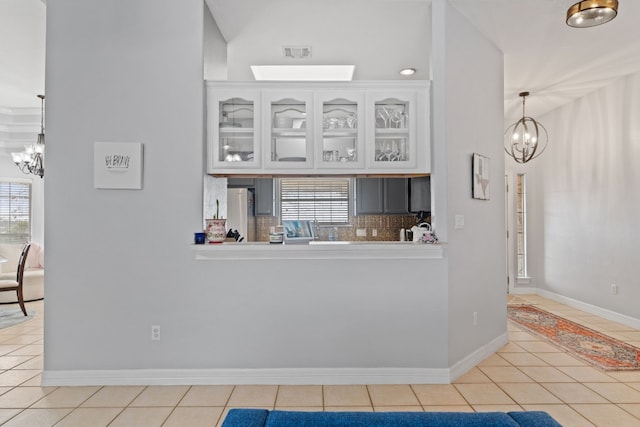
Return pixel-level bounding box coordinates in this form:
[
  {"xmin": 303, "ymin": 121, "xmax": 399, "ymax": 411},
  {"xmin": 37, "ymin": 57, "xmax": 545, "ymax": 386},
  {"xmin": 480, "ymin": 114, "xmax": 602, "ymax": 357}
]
[{"xmin": 411, "ymin": 222, "xmax": 432, "ymax": 242}]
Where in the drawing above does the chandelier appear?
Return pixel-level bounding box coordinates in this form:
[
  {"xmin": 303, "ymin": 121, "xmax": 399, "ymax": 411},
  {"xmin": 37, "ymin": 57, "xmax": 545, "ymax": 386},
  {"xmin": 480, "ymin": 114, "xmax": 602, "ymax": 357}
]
[
  {"xmin": 504, "ymin": 92, "xmax": 548, "ymax": 164},
  {"xmin": 12, "ymin": 95, "xmax": 45, "ymax": 178},
  {"xmin": 566, "ymin": 0, "xmax": 618, "ymax": 28}
]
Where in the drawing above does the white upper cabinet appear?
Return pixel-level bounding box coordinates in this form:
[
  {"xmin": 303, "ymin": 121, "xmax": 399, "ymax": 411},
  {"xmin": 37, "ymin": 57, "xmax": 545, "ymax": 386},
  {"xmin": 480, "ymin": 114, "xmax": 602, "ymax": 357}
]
[{"xmin": 206, "ymin": 81, "xmax": 430, "ymax": 175}]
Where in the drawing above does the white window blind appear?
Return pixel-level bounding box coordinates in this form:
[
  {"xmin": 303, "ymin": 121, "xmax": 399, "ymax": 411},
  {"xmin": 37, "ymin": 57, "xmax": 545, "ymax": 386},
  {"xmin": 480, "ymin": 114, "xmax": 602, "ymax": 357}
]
[
  {"xmin": 0, "ymin": 180, "xmax": 31, "ymax": 244},
  {"xmin": 280, "ymin": 178, "xmax": 350, "ymax": 224}
]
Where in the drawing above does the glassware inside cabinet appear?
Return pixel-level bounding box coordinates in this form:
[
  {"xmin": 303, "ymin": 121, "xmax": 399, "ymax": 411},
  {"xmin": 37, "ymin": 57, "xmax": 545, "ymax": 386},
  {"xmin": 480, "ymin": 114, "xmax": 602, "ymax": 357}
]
[
  {"xmin": 271, "ymin": 99, "xmax": 308, "ymax": 163},
  {"xmin": 321, "ymin": 100, "xmax": 358, "ymax": 164},
  {"xmin": 218, "ymin": 97, "xmax": 255, "ymax": 163},
  {"xmin": 374, "ymin": 101, "xmax": 409, "ymax": 162}
]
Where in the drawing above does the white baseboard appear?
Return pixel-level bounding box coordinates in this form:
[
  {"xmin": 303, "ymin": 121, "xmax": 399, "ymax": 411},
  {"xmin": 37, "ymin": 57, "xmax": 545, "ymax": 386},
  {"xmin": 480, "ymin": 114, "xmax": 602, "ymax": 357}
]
[
  {"xmin": 41, "ymin": 367, "xmax": 451, "ymax": 387},
  {"xmin": 510, "ymin": 287, "xmax": 537, "ymax": 295},
  {"xmin": 536, "ymin": 289, "xmax": 640, "ymax": 330},
  {"xmin": 42, "ymin": 333, "xmax": 510, "ymax": 387}
]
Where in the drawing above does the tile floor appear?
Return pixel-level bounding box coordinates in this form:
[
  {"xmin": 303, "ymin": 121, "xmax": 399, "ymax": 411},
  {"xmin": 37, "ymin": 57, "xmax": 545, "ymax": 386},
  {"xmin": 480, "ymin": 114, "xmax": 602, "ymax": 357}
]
[{"xmin": 0, "ymin": 295, "xmax": 639, "ymax": 426}]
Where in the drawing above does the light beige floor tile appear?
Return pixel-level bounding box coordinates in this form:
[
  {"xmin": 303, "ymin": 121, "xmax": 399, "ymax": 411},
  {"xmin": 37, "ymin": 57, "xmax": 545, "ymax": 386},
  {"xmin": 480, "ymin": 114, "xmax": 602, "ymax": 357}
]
[
  {"xmin": 584, "ymin": 382, "xmax": 640, "ymax": 403},
  {"xmin": 571, "ymin": 403, "xmax": 640, "ymax": 427},
  {"xmin": 227, "ymin": 385, "xmax": 278, "ymax": 407},
  {"xmin": 411, "ymin": 384, "xmax": 467, "ymax": 406},
  {"xmin": 471, "ymin": 404, "xmax": 522, "ymax": 412},
  {"xmin": 477, "ymin": 354, "xmax": 511, "ymax": 367},
  {"xmin": 508, "ymin": 331, "xmax": 539, "ymax": 342},
  {"xmin": 108, "ymin": 407, "xmax": 173, "ymax": 427},
  {"xmin": 497, "ymin": 342, "xmax": 527, "ymax": 353},
  {"xmin": 518, "ymin": 367, "xmax": 575, "ymax": 383},
  {"xmin": 31, "ymin": 386, "xmax": 100, "ymax": 408},
  {"xmin": 0, "ymin": 387, "xmax": 54, "ymax": 408},
  {"xmin": 516, "ymin": 341, "xmax": 562, "ymax": 353},
  {"xmin": 534, "ymin": 352, "xmax": 587, "ymax": 367},
  {"xmin": 324, "ymin": 406, "xmax": 373, "ymax": 411},
  {"xmin": 129, "ymin": 385, "xmax": 189, "ymax": 407},
  {"xmin": 479, "ymin": 366, "xmax": 533, "ymax": 383},
  {"xmin": 0, "ymin": 356, "xmax": 34, "ymax": 370},
  {"xmin": 619, "ymin": 331, "xmax": 640, "ymax": 341},
  {"xmin": 80, "ymin": 386, "xmax": 144, "ymax": 407},
  {"xmin": 7, "ymin": 345, "xmax": 42, "ymax": 357},
  {"xmin": 0, "ymin": 346, "xmax": 22, "ymax": 356},
  {"xmin": 0, "ymin": 409, "xmax": 21, "ymax": 424},
  {"xmin": 521, "ymin": 404, "xmax": 594, "ymax": 427},
  {"xmin": 452, "ymin": 367, "xmax": 492, "ymax": 384},
  {"xmin": 0, "ymin": 369, "xmax": 40, "ymax": 386},
  {"xmin": 618, "ymin": 404, "xmax": 640, "ymax": 419},
  {"xmin": 541, "ymin": 382, "xmax": 608, "ymax": 404},
  {"xmin": 557, "ymin": 366, "xmax": 617, "ymax": 383},
  {"xmin": 1, "ymin": 408, "xmax": 71, "ymax": 427},
  {"xmin": 275, "ymin": 385, "xmax": 322, "ymax": 407},
  {"xmin": 179, "ymin": 385, "xmax": 234, "ymax": 406},
  {"xmin": 367, "ymin": 385, "xmax": 420, "ymax": 406},
  {"xmin": 499, "ymin": 352, "xmax": 548, "ymax": 367},
  {"xmin": 163, "ymin": 407, "xmax": 224, "ymax": 427},
  {"xmin": 498, "ymin": 383, "xmax": 562, "ymax": 404},
  {"xmin": 374, "ymin": 406, "xmax": 423, "ymax": 412},
  {"xmin": 606, "ymin": 371, "xmax": 640, "ymax": 383},
  {"xmin": 630, "ymin": 383, "xmax": 640, "ymax": 392},
  {"xmin": 422, "ymin": 405, "xmax": 473, "ymax": 412},
  {"xmin": 0, "ymin": 386, "xmax": 12, "ymax": 396},
  {"xmin": 274, "ymin": 407, "xmax": 322, "ymax": 412},
  {"xmin": 54, "ymin": 407, "xmax": 122, "ymax": 427},
  {"xmin": 323, "ymin": 385, "xmax": 370, "ymax": 407},
  {"xmin": 19, "ymin": 374, "xmax": 43, "ymax": 387},
  {"xmin": 454, "ymin": 384, "xmax": 515, "ymax": 405},
  {"xmin": 14, "ymin": 356, "xmax": 42, "ymax": 370}
]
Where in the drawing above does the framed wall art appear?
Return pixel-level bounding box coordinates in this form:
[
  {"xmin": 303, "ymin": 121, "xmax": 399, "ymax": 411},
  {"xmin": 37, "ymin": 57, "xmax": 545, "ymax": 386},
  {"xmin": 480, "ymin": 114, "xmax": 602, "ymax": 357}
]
[
  {"xmin": 472, "ymin": 153, "xmax": 490, "ymax": 200},
  {"xmin": 94, "ymin": 142, "xmax": 144, "ymax": 189}
]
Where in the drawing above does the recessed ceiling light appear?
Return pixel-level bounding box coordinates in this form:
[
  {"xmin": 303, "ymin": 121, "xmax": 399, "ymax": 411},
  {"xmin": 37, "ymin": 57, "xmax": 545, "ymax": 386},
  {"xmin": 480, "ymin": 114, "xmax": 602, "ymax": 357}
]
[
  {"xmin": 251, "ymin": 65, "xmax": 355, "ymax": 81},
  {"xmin": 399, "ymin": 68, "xmax": 416, "ymax": 76}
]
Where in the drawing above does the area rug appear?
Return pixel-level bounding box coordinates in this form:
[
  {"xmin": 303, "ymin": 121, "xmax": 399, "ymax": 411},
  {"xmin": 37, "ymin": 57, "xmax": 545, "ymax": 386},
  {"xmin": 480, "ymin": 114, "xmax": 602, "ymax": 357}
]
[
  {"xmin": 0, "ymin": 309, "xmax": 35, "ymax": 330},
  {"xmin": 508, "ymin": 305, "xmax": 640, "ymax": 371}
]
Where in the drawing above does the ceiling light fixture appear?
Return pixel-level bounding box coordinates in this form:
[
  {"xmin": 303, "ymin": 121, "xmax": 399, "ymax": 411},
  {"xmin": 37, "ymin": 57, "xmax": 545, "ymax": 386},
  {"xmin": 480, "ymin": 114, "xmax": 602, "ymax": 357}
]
[
  {"xmin": 566, "ymin": 0, "xmax": 618, "ymax": 28},
  {"xmin": 399, "ymin": 68, "xmax": 416, "ymax": 76},
  {"xmin": 250, "ymin": 65, "xmax": 355, "ymax": 81},
  {"xmin": 504, "ymin": 92, "xmax": 548, "ymax": 164},
  {"xmin": 12, "ymin": 94, "xmax": 45, "ymax": 178}
]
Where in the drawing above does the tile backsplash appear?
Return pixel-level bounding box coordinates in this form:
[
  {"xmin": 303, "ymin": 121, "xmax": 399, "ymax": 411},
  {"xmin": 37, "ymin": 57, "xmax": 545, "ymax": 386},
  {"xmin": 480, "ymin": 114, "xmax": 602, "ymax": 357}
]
[{"xmin": 256, "ymin": 215, "xmax": 424, "ymax": 242}]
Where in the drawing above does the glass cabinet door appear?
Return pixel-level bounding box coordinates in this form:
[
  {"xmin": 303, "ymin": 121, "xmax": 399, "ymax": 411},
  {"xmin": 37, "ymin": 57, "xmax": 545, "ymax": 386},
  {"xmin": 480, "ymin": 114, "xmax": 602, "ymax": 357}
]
[
  {"xmin": 209, "ymin": 90, "xmax": 261, "ymax": 170},
  {"xmin": 264, "ymin": 92, "xmax": 313, "ymax": 169},
  {"xmin": 367, "ymin": 92, "xmax": 417, "ymax": 170},
  {"xmin": 315, "ymin": 92, "xmax": 365, "ymax": 169}
]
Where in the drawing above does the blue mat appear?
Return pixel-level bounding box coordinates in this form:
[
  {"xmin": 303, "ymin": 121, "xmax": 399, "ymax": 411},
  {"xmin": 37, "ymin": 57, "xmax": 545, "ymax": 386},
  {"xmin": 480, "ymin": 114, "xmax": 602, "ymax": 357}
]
[{"xmin": 221, "ymin": 408, "xmax": 562, "ymax": 427}]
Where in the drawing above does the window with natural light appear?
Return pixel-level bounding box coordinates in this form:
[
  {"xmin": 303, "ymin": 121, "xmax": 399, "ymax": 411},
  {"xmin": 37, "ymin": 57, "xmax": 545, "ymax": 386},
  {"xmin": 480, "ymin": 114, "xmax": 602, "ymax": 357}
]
[
  {"xmin": 0, "ymin": 179, "xmax": 31, "ymax": 244},
  {"xmin": 279, "ymin": 178, "xmax": 350, "ymax": 225},
  {"xmin": 516, "ymin": 173, "xmax": 527, "ymax": 278}
]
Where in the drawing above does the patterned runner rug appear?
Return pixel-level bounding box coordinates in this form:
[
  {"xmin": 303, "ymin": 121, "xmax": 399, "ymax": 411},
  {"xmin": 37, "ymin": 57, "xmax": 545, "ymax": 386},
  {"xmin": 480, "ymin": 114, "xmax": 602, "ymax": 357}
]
[{"xmin": 507, "ymin": 304, "xmax": 640, "ymax": 371}]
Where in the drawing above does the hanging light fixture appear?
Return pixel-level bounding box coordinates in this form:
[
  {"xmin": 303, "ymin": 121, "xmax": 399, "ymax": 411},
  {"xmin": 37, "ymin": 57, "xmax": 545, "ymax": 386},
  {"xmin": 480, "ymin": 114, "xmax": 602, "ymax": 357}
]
[
  {"xmin": 12, "ymin": 95, "xmax": 45, "ymax": 178},
  {"xmin": 566, "ymin": 0, "xmax": 618, "ymax": 28},
  {"xmin": 504, "ymin": 92, "xmax": 548, "ymax": 164}
]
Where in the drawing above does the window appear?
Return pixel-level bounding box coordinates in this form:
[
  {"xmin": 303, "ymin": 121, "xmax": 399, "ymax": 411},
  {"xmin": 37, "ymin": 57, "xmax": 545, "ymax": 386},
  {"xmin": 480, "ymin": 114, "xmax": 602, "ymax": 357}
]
[
  {"xmin": 0, "ymin": 179, "xmax": 31, "ymax": 244},
  {"xmin": 279, "ymin": 178, "xmax": 350, "ymax": 225},
  {"xmin": 516, "ymin": 173, "xmax": 527, "ymax": 278}
]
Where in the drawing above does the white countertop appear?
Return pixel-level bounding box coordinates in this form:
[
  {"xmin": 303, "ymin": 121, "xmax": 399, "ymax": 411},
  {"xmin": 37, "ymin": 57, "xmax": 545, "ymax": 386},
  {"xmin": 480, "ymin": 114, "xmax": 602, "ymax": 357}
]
[{"xmin": 193, "ymin": 241, "xmax": 445, "ymax": 261}]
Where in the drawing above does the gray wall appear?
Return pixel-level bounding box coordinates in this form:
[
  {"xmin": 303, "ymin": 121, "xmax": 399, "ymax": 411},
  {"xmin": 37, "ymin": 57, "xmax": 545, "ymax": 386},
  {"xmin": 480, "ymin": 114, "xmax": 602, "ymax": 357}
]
[
  {"xmin": 432, "ymin": 0, "xmax": 507, "ymax": 366},
  {"xmin": 521, "ymin": 72, "xmax": 640, "ymax": 320}
]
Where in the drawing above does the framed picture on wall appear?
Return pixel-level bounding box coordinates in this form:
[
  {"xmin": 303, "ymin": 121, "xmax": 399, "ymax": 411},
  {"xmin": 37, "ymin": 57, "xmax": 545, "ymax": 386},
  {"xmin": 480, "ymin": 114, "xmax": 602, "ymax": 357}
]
[
  {"xmin": 94, "ymin": 142, "xmax": 144, "ymax": 189},
  {"xmin": 472, "ymin": 153, "xmax": 490, "ymax": 200}
]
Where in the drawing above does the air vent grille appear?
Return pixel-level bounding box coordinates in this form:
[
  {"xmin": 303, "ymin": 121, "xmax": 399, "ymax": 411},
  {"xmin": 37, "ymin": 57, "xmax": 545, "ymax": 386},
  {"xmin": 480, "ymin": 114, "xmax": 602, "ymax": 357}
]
[{"xmin": 283, "ymin": 46, "xmax": 312, "ymax": 59}]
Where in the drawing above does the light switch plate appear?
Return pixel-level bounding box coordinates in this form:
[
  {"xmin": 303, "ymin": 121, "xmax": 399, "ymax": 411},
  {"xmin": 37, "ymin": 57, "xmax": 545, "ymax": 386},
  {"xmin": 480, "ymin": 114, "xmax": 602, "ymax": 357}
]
[
  {"xmin": 356, "ymin": 228, "xmax": 366, "ymax": 237},
  {"xmin": 455, "ymin": 215, "xmax": 465, "ymax": 230}
]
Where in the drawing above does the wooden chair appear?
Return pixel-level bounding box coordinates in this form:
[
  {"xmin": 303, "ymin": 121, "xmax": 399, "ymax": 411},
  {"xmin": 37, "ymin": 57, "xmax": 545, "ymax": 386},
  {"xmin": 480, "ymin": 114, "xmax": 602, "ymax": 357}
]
[{"xmin": 0, "ymin": 243, "xmax": 31, "ymax": 316}]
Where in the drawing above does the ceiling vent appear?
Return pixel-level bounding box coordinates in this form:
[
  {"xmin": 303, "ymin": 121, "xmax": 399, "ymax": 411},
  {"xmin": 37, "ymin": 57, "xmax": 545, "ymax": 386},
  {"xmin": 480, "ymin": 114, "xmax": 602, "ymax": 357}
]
[{"xmin": 283, "ymin": 46, "xmax": 312, "ymax": 59}]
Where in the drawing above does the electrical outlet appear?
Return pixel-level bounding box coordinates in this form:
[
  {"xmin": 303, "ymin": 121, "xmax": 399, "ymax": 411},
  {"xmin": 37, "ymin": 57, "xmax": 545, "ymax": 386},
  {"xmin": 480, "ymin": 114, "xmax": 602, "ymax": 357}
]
[
  {"xmin": 473, "ymin": 312, "xmax": 478, "ymax": 326},
  {"xmin": 372, "ymin": 229, "xmax": 377, "ymax": 237},
  {"xmin": 151, "ymin": 325, "xmax": 161, "ymax": 340},
  {"xmin": 611, "ymin": 284, "xmax": 618, "ymax": 295}
]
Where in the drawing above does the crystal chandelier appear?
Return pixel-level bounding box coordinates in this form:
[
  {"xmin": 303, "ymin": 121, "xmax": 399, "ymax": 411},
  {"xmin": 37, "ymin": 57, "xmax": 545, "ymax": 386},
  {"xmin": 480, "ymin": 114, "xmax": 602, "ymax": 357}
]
[
  {"xmin": 12, "ymin": 95, "xmax": 45, "ymax": 178},
  {"xmin": 504, "ymin": 92, "xmax": 548, "ymax": 164}
]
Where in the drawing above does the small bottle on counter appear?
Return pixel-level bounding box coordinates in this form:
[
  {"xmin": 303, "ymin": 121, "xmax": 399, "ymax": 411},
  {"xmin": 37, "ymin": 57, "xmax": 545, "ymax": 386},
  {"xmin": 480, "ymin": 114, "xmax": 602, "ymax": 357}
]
[{"xmin": 399, "ymin": 228, "xmax": 406, "ymax": 241}]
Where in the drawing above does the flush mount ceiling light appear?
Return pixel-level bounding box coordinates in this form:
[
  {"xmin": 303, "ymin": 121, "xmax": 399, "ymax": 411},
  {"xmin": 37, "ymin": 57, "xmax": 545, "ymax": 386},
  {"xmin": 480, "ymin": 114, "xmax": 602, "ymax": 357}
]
[
  {"xmin": 399, "ymin": 68, "xmax": 416, "ymax": 76},
  {"xmin": 566, "ymin": 0, "xmax": 618, "ymax": 28},
  {"xmin": 504, "ymin": 92, "xmax": 548, "ymax": 164},
  {"xmin": 250, "ymin": 65, "xmax": 355, "ymax": 81}
]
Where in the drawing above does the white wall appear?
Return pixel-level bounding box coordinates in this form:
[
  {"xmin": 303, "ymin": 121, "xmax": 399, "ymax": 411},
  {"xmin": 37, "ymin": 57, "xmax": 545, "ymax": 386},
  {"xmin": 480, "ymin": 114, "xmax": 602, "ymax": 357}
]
[
  {"xmin": 524, "ymin": 72, "xmax": 640, "ymax": 319},
  {"xmin": 432, "ymin": 0, "xmax": 507, "ymax": 367},
  {"xmin": 203, "ymin": 3, "xmax": 227, "ymax": 81}
]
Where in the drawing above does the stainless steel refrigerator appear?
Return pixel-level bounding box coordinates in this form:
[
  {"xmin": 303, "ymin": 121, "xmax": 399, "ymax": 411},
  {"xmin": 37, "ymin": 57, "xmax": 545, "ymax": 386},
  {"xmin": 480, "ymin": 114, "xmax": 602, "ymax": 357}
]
[{"xmin": 226, "ymin": 188, "xmax": 256, "ymax": 242}]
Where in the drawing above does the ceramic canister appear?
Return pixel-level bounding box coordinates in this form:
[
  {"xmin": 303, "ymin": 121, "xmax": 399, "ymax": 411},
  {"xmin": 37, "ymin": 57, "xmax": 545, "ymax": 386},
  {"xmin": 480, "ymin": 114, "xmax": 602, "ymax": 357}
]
[{"xmin": 205, "ymin": 218, "xmax": 227, "ymax": 243}]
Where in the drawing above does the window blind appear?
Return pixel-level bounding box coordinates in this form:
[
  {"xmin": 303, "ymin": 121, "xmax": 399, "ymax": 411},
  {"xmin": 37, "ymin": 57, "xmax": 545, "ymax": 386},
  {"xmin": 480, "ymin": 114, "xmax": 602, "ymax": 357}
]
[
  {"xmin": 280, "ymin": 178, "xmax": 350, "ymax": 224},
  {"xmin": 0, "ymin": 180, "xmax": 31, "ymax": 244}
]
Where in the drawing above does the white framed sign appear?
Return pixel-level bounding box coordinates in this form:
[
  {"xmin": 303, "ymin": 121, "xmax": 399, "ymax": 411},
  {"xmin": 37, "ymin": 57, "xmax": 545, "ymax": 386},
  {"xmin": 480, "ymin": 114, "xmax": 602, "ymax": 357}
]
[{"xmin": 94, "ymin": 142, "xmax": 144, "ymax": 189}]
